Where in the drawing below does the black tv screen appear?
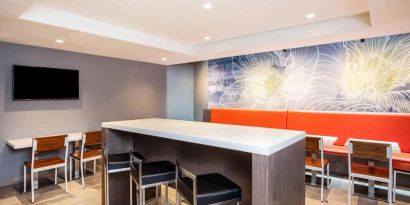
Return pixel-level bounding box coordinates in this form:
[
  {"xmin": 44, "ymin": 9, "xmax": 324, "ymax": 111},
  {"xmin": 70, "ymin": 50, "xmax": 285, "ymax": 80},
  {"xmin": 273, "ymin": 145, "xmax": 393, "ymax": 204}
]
[{"xmin": 13, "ymin": 65, "xmax": 79, "ymax": 100}]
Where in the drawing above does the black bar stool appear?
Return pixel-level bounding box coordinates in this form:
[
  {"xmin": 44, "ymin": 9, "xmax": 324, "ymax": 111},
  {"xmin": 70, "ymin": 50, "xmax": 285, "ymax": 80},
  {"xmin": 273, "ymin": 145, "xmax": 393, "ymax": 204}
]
[
  {"xmin": 176, "ymin": 161, "xmax": 241, "ymax": 205},
  {"xmin": 130, "ymin": 151, "xmax": 176, "ymax": 205},
  {"xmin": 105, "ymin": 152, "xmax": 143, "ymax": 205}
]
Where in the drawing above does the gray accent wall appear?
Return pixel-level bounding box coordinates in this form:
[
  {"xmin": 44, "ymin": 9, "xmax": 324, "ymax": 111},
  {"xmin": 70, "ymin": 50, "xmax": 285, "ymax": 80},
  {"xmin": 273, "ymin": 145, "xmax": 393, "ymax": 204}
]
[
  {"xmin": 0, "ymin": 42, "xmax": 166, "ymax": 186},
  {"xmin": 166, "ymin": 64, "xmax": 194, "ymax": 121},
  {"xmin": 194, "ymin": 61, "xmax": 209, "ymax": 121}
]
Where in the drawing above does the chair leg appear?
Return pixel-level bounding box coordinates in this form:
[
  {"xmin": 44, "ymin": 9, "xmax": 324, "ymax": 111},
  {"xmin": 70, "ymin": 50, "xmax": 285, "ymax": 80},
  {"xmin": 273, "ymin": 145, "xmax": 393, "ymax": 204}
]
[
  {"xmin": 106, "ymin": 169, "xmax": 109, "ymax": 205},
  {"xmin": 23, "ymin": 166, "xmax": 27, "ymax": 193},
  {"xmin": 348, "ymin": 175, "xmax": 351, "ymax": 205},
  {"xmin": 156, "ymin": 186, "xmax": 160, "ymax": 205},
  {"xmin": 80, "ymin": 161, "xmax": 85, "ymax": 188},
  {"xmin": 65, "ymin": 164, "xmax": 68, "ymax": 193},
  {"xmin": 31, "ymin": 170, "xmax": 34, "ymax": 203},
  {"xmin": 176, "ymin": 193, "xmax": 179, "ymax": 205},
  {"xmin": 93, "ymin": 160, "xmax": 96, "ymax": 174},
  {"xmin": 321, "ymin": 169, "xmax": 324, "ymax": 202},
  {"xmin": 351, "ymin": 177, "xmax": 355, "ymax": 194},
  {"xmin": 388, "ymin": 180, "xmax": 392, "ymax": 205},
  {"xmin": 142, "ymin": 189, "xmax": 145, "ymax": 205},
  {"xmin": 393, "ymin": 171, "xmax": 397, "ymax": 203},
  {"xmin": 69, "ymin": 157, "xmax": 72, "ymax": 181},
  {"xmin": 55, "ymin": 168, "xmax": 58, "ymax": 185},
  {"xmin": 139, "ymin": 185, "xmax": 143, "ymax": 205},
  {"xmin": 165, "ymin": 184, "xmax": 169, "ymax": 205},
  {"xmin": 327, "ymin": 163, "xmax": 330, "ymax": 189},
  {"xmin": 177, "ymin": 193, "xmax": 181, "ymax": 205},
  {"xmin": 129, "ymin": 175, "xmax": 133, "ymax": 205},
  {"xmin": 175, "ymin": 179, "xmax": 179, "ymax": 205}
]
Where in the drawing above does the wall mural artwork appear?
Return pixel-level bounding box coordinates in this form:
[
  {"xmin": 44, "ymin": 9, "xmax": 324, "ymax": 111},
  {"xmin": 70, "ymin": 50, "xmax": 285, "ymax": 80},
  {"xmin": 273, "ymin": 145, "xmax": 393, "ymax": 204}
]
[{"xmin": 208, "ymin": 33, "xmax": 410, "ymax": 113}]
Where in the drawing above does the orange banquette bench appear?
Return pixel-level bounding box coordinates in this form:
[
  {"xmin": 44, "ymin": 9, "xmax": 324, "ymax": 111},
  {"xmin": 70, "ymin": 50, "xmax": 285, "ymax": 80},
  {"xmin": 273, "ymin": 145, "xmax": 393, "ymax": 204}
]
[
  {"xmin": 210, "ymin": 108, "xmax": 410, "ymax": 182},
  {"xmin": 210, "ymin": 108, "xmax": 410, "ymax": 154},
  {"xmin": 286, "ymin": 110, "xmax": 410, "ymax": 153},
  {"xmin": 211, "ymin": 108, "xmax": 287, "ymax": 129}
]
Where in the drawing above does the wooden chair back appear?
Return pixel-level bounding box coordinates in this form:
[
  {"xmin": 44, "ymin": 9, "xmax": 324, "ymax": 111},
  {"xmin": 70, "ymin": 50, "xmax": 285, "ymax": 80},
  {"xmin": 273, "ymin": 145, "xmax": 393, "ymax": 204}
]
[
  {"xmin": 349, "ymin": 140, "xmax": 391, "ymax": 161},
  {"xmin": 306, "ymin": 136, "xmax": 322, "ymax": 152},
  {"xmin": 34, "ymin": 135, "xmax": 67, "ymax": 152},
  {"xmin": 84, "ymin": 131, "xmax": 102, "ymax": 146}
]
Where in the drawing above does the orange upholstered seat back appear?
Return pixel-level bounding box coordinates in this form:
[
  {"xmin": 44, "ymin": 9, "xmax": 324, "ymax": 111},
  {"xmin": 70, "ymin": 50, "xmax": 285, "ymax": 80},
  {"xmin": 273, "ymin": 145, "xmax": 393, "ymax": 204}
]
[
  {"xmin": 210, "ymin": 108, "xmax": 287, "ymax": 129},
  {"xmin": 287, "ymin": 111, "xmax": 410, "ymax": 153}
]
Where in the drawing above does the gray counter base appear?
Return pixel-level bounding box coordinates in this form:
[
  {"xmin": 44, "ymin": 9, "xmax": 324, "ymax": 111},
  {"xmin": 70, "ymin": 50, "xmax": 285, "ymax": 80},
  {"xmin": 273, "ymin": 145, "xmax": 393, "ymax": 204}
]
[{"xmin": 102, "ymin": 128, "xmax": 305, "ymax": 205}]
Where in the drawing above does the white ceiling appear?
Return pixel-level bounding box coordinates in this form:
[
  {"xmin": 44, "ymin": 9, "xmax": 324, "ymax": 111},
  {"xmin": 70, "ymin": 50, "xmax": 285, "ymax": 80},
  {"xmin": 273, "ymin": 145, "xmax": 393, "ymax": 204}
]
[{"xmin": 0, "ymin": 0, "xmax": 410, "ymax": 65}]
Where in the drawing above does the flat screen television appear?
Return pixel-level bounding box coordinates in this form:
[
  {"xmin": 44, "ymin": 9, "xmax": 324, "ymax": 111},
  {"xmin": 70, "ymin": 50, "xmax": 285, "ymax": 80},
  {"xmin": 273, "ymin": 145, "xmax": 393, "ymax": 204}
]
[{"xmin": 13, "ymin": 65, "xmax": 79, "ymax": 100}]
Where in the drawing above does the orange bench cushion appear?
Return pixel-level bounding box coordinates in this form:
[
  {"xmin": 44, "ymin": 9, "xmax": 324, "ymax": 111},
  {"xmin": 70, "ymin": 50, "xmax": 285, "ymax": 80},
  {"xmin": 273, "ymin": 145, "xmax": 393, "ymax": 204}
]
[
  {"xmin": 210, "ymin": 108, "xmax": 287, "ymax": 129},
  {"xmin": 287, "ymin": 111, "xmax": 410, "ymax": 153}
]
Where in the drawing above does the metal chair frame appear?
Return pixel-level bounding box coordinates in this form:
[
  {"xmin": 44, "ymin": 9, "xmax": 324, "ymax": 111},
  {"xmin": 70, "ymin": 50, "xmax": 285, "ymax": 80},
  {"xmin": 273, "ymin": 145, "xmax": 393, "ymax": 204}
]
[
  {"xmin": 393, "ymin": 169, "xmax": 410, "ymax": 202},
  {"xmin": 129, "ymin": 152, "xmax": 174, "ymax": 205},
  {"xmin": 69, "ymin": 132, "xmax": 102, "ymax": 188},
  {"xmin": 23, "ymin": 136, "xmax": 69, "ymax": 203},
  {"xmin": 305, "ymin": 135, "xmax": 330, "ymax": 202},
  {"xmin": 175, "ymin": 162, "xmax": 241, "ymax": 205},
  {"xmin": 347, "ymin": 140, "xmax": 393, "ymax": 205},
  {"xmin": 104, "ymin": 152, "xmax": 130, "ymax": 205}
]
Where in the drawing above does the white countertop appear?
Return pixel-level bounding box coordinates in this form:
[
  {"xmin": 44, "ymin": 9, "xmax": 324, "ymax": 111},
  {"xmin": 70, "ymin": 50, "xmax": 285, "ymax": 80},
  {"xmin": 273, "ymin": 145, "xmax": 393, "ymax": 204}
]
[
  {"xmin": 102, "ymin": 118, "xmax": 305, "ymax": 156},
  {"xmin": 6, "ymin": 132, "xmax": 83, "ymax": 149}
]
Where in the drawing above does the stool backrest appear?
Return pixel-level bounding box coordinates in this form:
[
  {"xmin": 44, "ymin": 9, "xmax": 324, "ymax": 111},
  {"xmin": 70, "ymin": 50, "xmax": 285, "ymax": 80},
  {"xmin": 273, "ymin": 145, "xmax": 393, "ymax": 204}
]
[
  {"xmin": 129, "ymin": 151, "xmax": 143, "ymax": 185},
  {"xmin": 348, "ymin": 140, "xmax": 391, "ymax": 161},
  {"xmin": 176, "ymin": 161, "xmax": 197, "ymax": 205},
  {"xmin": 31, "ymin": 135, "xmax": 68, "ymax": 169},
  {"xmin": 305, "ymin": 135, "xmax": 325, "ymax": 169},
  {"xmin": 347, "ymin": 139, "xmax": 393, "ymax": 183},
  {"xmin": 306, "ymin": 136, "xmax": 322, "ymax": 152},
  {"xmin": 84, "ymin": 131, "xmax": 102, "ymax": 146},
  {"xmin": 34, "ymin": 135, "xmax": 67, "ymax": 152}
]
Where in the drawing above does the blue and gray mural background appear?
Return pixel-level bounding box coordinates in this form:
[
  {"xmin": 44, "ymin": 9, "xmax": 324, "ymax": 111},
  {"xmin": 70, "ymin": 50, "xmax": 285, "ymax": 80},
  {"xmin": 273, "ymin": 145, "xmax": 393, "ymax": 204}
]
[{"xmin": 208, "ymin": 33, "xmax": 410, "ymax": 113}]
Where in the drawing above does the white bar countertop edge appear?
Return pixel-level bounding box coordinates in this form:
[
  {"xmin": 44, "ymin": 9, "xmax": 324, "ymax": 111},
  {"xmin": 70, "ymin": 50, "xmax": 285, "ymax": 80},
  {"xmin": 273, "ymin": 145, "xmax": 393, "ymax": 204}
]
[{"xmin": 102, "ymin": 118, "xmax": 305, "ymax": 156}]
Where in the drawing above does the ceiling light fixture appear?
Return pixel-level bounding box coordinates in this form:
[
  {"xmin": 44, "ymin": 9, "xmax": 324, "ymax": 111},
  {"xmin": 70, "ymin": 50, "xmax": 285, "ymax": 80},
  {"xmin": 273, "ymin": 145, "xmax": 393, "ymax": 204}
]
[
  {"xmin": 306, "ymin": 13, "xmax": 316, "ymax": 19},
  {"xmin": 203, "ymin": 3, "xmax": 213, "ymax": 9},
  {"xmin": 55, "ymin": 39, "xmax": 64, "ymax": 43},
  {"xmin": 161, "ymin": 57, "xmax": 167, "ymax": 61},
  {"xmin": 204, "ymin": 36, "xmax": 211, "ymax": 40}
]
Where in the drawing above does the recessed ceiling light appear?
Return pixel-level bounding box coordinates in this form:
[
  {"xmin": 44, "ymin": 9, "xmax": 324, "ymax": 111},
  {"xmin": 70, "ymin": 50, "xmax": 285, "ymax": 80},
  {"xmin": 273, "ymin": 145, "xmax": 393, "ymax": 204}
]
[
  {"xmin": 203, "ymin": 3, "xmax": 213, "ymax": 9},
  {"xmin": 161, "ymin": 57, "xmax": 167, "ymax": 61},
  {"xmin": 204, "ymin": 36, "xmax": 211, "ymax": 40},
  {"xmin": 306, "ymin": 13, "xmax": 316, "ymax": 19},
  {"xmin": 55, "ymin": 39, "xmax": 64, "ymax": 43}
]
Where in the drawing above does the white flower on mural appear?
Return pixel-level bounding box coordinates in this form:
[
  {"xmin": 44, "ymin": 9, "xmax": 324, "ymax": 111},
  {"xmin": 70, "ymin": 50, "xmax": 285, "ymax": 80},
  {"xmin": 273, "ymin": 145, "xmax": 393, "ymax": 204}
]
[
  {"xmin": 208, "ymin": 33, "xmax": 410, "ymax": 113},
  {"xmin": 314, "ymin": 35, "xmax": 410, "ymax": 112},
  {"xmin": 218, "ymin": 46, "xmax": 319, "ymax": 109}
]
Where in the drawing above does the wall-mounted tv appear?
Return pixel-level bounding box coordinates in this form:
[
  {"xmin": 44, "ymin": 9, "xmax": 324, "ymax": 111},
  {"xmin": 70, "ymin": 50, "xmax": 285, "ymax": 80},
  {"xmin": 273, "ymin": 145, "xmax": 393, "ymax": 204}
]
[{"xmin": 13, "ymin": 65, "xmax": 79, "ymax": 100}]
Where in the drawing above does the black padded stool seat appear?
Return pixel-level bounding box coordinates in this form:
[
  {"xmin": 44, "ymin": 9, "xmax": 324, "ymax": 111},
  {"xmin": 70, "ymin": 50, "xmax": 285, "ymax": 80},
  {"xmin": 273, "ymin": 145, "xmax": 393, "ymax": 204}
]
[
  {"xmin": 131, "ymin": 161, "xmax": 176, "ymax": 185},
  {"xmin": 129, "ymin": 152, "xmax": 175, "ymax": 205},
  {"xmin": 107, "ymin": 152, "xmax": 144, "ymax": 171},
  {"xmin": 178, "ymin": 173, "xmax": 241, "ymax": 205}
]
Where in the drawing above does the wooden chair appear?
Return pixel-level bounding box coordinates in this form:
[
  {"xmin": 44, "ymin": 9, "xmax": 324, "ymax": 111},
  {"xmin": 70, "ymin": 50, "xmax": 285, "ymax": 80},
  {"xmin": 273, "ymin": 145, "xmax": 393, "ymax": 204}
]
[
  {"xmin": 347, "ymin": 140, "xmax": 393, "ymax": 205},
  {"xmin": 305, "ymin": 135, "xmax": 330, "ymax": 202},
  {"xmin": 23, "ymin": 135, "xmax": 69, "ymax": 203},
  {"xmin": 69, "ymin": 131, "xmax": 102, "ymax": 188}
]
